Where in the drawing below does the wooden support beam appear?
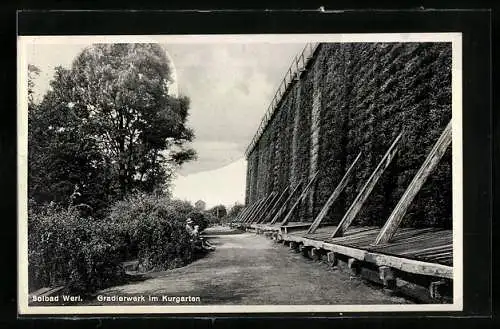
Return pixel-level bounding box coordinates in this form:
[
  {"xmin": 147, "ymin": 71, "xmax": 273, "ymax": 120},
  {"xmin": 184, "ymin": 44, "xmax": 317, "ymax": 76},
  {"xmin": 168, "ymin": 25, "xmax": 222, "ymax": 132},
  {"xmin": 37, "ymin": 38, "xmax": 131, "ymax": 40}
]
[
  {"xmin": 250, "ymin": 192, "xmax": 277, "ymax": 223},
  {"xmin": 364, "ymin": 252, "xmax": 453, "ymax": 279},
  {"xmin": 238, "ymin": 200, "xmax": 259, "ymax": 223},
  {"xmin": 244, "ymin": 197, "xmax": 268, "ymax": 223},
  {"xmin": 241, "ymin": 199, "xmax": 264, "ymax": 224},
  {"xmin": 239, "ymin": 204, "xmax": 255, "ymax": 222},
  {"xmin": 331, "ymin": 132, "xmax": 403, "ymax": 238},
  {"xmin": 327, "ymin": 252, "xmax": 338, "ymax": 266},
  {"xmin": 348, "ymin": 258, "xmax": 360, "ymax": 275},
  {"xmin": 307, "ymin": 152, "xmax": 362, "ymax": 234},
  {"xmin": 309, "ymin": 247, "xmax": 321, "ymax": 261},
  {"xmin": 260, "ymin": 186, "xmax": 291, "ymax": 223},
  {"xmin": 269, "ymin": 180, "xmax": 304, "ymax": 225},
  {"xmin": 241, "ymin": 198, "xmax": 265, "ymax": 223},
  {"xmin": 246, "ymin": 193, "xmax": 276, "ymax": 223},
  {"xmin": 242, "ymin": 198, "xmax": 265, "ymax": 223},
  {"xmin": 235, "ymin": 204, "xmax": 252, "ymax": 222},
  {"xmin": 280, "ymin": 171, "xmax": 320, "ymax": 226},
  {"xmin": 429, "ymin": 280, "xmax": 447, "ymax": 299},
  {"xmin": 255, "ymin": 191, "xmax": 282, "ymax": 224},
  {"xmin": 374, "ymin": 121, "xmax": 452, "ymax": 245},
  {"xmin": 299, "ymin": 244, "xmax": 308, "ymax": 256},
  {"xmin": 379, "ymin": 266, "xmax": 396, "ymax": 290},
  {"xmin": 289, "ymin": 241, "xmax": 299, "ymax": 251}
]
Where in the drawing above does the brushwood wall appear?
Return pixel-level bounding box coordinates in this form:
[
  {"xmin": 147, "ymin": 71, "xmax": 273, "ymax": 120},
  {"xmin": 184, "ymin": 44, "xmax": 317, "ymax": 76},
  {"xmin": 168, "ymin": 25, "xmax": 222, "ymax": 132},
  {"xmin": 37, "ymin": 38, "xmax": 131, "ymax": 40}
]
[{"xmin": 245, "ymin": 42, "xmax": 452, "ymax": 229}]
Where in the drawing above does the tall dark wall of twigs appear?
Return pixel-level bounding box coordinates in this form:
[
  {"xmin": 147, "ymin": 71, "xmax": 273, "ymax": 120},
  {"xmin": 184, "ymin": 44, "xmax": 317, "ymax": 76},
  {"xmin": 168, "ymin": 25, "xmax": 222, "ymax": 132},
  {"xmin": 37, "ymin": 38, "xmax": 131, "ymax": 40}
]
[{"xmin": 246, "ymin": 42, "xmax": 452, "ymax": 229}]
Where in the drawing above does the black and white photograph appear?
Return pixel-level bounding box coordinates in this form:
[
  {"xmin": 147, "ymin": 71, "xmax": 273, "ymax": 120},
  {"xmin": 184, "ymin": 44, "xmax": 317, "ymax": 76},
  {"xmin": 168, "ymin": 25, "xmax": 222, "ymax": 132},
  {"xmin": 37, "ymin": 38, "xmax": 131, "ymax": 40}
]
[{"xmin": 18, "ymin": 33, "xmax": 462, "ymax": 314}]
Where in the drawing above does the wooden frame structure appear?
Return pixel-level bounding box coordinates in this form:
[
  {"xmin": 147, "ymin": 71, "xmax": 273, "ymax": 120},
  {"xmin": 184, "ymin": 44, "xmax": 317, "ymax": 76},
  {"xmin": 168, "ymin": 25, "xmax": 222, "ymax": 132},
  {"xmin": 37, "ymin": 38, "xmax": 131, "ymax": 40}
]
[
  {"xmin": 260, "ymin": 186, "xmax": 290, "ymax": 224},
  {"xmin": 331, "ymin": 131, "xmax": 403, "ymax": 238},
  {"xmin": 280, "ymin": 171, "xmax": 319, "ymax": 226},
  {"xmin": 245, "ymin": 193, "xmax": 276, "ymax": 223},
  {"xmin": 247, "ymin": 120, "xmax": 453, "ymax": 288},
  {"xmin": 307, "ymin": 152, "xmax": 363, "ymax": 234},
  {"xmin": 269, "ymin": 180, "xmax": 304, "ymax": 225},
  {"xmin": 374, "ymin": 120, "xmax": 452, "ymax": 244}
]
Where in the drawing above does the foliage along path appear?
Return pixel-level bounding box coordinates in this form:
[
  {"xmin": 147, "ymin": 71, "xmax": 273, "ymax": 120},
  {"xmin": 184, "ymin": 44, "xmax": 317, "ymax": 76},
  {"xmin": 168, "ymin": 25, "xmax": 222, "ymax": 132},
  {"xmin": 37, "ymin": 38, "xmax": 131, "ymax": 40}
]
[{"xmin": 91, "ymin": 226, "xmax": 413, "ymax": 305}]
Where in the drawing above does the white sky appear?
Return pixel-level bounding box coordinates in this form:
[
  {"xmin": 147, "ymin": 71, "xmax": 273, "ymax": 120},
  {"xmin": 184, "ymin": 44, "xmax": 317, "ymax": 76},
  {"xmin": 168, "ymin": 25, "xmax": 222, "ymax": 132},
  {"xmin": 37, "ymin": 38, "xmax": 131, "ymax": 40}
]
[{"xmin": 25, "ymin": 39, "xmax": 306, "ymax": 206}]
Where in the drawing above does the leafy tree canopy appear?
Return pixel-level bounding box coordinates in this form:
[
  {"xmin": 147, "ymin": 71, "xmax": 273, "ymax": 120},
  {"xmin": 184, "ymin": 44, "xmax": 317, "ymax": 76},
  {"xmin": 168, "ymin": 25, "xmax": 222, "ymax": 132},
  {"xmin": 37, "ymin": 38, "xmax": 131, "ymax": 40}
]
[
  {"xmin": 194, "ymin": 200, "xmax": 206, "ymax": 211},
  {"xmin": 29, "ymin": 44, "xmax": 196, "ymax": 215},
  {"xmin": 209, "ymin": 204, "xmax": 227, "ymax": 219}
]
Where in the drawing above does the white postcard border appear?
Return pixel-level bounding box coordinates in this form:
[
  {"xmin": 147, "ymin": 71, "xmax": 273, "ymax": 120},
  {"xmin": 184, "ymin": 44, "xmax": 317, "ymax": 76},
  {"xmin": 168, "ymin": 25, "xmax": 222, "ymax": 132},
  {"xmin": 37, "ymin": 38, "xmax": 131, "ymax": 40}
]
[{"xmin": 18, "ymin": 32, "xmax": 463, "ymax": 315}]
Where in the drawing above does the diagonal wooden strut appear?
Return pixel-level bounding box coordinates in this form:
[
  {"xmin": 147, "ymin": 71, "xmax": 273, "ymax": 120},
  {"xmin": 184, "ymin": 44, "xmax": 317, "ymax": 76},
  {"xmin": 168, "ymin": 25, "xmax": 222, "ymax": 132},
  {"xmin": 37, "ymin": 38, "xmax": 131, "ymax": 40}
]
[
  {"xmin": 240, "ymin": 197, "xmax": 264, "ymax": 223},
  {"xmin": 246, "ymin": 193, "xmax": 275, "ymax": 223},
  {"xmin": 256, "ymin": 187, "xmax": 289, "ymax": 224},
  {"xmin": 236, "ymin": 202, "xmax": 256, "ymax": 222},
  {"xmin": 374, "ymin": 120, "xmax": 452, "ymax": 245},
  {"xmin": 251, "ymin": 192, "xmax": 278, "ymax": 223},
  {"xmin": 252, "ymin": 192, "xmax": 278, "ymax": 224},
  {"xmin": 269, "ymin": 180, "xmax": 304, "ymax": 225},
  {"xmin": 260, "ymin": 185, "xmax": 291, "ymax": 224},
  {"xmin": 233, "ymin": 207, "xmax": 247, "ymax": 222},
  {"xmin": 280, "ymin": 171, "xmax": 320, "ymax": 226},
  {"xmin": 331, "ymin": 131, "xmax": 404, "ymax": 238},
  {"xmin": 243, "ymin": 197, "xmax": 267, "ymax": 223},
  {"xmin": 307, "ymin": 151, "xmax": 362, "ymax": 234}
]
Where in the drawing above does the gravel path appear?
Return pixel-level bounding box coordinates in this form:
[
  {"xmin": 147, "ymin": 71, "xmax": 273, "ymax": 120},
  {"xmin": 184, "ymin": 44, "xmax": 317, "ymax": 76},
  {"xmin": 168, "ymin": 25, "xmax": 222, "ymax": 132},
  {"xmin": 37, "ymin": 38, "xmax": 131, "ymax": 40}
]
[{"xmin": 91, "ymin": 227, "xmax": 412, "ymax": 305}]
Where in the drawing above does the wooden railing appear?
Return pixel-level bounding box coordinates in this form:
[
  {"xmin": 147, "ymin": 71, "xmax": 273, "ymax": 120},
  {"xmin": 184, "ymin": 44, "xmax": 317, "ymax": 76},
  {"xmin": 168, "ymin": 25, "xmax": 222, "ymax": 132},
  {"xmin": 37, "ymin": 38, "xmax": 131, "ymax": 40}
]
[{"xmin": 244, "ymin": 43, "xmax": 320, "ymax": 157}]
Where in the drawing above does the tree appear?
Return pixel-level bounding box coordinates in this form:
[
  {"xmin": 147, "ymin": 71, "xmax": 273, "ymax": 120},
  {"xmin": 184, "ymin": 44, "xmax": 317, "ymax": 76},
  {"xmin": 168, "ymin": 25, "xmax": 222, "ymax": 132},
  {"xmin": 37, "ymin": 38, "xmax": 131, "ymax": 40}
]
[
  {"xmin": 209, "ymin": 205, "xmax": 227, "ymax": 219},
  {"xmin": 28, "ymin": 66, "xmax": 116, "ymax": 214},
  {"xmin": 227, "ymin": 203, "xmax": 244, "ymax": 219},
  {"xmin": 28, "ymin": 64, "xmax": 41, "ymax": 106},
  {"xmin": 194, "ymin": 200, "xmax": 206, "ymax": 211},
  {"xmin": 28, "ymin": 44, "xmax": 196, "ymax": 213}
]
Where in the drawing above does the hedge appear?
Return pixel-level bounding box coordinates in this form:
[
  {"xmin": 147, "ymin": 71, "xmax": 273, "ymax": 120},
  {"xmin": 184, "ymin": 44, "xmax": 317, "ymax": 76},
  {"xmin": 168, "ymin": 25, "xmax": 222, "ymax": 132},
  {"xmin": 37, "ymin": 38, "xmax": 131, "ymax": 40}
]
[{"xmin": 29, "ymin": 194, "xmax": 211, "ymax": 294}]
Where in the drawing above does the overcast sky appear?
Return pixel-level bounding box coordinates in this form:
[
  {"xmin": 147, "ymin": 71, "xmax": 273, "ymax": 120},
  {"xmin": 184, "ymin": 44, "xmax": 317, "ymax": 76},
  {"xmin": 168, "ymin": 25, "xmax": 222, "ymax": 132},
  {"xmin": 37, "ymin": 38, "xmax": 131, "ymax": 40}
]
[{"xmin": 26, "ymin": 41, "xmax": 306, "ymax": 176}]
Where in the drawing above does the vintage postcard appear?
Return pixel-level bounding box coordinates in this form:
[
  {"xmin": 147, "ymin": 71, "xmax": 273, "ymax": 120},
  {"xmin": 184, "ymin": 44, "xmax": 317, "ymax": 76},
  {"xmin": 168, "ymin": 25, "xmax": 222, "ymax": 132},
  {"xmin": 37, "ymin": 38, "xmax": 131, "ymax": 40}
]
[{"xmin": 18, "ymin": 33, "xmax": 462, "ymax": 315}]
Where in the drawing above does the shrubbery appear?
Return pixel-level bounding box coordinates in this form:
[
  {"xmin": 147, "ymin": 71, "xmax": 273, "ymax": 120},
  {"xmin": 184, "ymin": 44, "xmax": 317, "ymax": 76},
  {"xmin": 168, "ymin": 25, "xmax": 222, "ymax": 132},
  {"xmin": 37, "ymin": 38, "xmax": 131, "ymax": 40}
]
[
  {"xmin": 28, "ymin": 204, "xmax": 125, "ymax": 294},
  {"xmin": 29, "ymin": 194, "xmax": 213, "ymax": 294}
]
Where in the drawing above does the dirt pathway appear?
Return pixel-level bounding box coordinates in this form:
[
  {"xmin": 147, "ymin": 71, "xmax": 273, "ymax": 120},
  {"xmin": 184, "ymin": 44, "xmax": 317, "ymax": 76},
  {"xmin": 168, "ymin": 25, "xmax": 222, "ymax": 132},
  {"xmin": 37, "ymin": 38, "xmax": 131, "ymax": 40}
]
[{"xmin": 92, "ymin": 227, "xmax": 412, "ymax": 305}]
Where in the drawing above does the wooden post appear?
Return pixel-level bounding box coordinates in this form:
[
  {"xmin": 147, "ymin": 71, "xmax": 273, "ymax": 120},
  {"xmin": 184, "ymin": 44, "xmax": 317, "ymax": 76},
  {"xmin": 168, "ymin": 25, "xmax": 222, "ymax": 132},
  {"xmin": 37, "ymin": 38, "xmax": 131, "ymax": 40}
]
[
  {"xmin": 280, "ymin": 171, "xmax": 320, "ymax": 226},
  {"xmin": 309, "ymin": 247, "xmax": 321, "ymax": 261},
  {"xmin": 430, "ymin": 280, "xmax": 447, "ymax": 299},
  {"xmin": 327, "ymin": 252, "xmax": 338, "ymax": 266},
  {"xmin": 307, "ymin": 152, "xmax": 362, "ymax": 234},
  {"xmin": 260, "ymin": 186, "xmax": 291, "ymax": 224},
  {"xmin": 331, "ymin": 132, "xmax": 403, "ymax": 238},
  {"xmin": 348, "ymin": 258, "xmax": 359, "ymax": 275},
  {"xmin": 374, "ymin": 121, "xmax": 452, "ymax": 245},
  {"xmin": 269, "ymin": 180, "xmax": 303, "ymax": 225},
  {"xmin": 379, "ymin": 266, "xmax": 396, "ymax": 290}
]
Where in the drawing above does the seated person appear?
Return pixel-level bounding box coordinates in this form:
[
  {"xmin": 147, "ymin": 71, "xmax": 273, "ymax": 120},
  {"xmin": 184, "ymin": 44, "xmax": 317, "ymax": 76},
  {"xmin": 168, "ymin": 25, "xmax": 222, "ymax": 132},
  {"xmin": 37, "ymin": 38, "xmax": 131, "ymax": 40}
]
[{"xmin": 186, "ymin": 218, "xmax": 215, "ymax": 251}]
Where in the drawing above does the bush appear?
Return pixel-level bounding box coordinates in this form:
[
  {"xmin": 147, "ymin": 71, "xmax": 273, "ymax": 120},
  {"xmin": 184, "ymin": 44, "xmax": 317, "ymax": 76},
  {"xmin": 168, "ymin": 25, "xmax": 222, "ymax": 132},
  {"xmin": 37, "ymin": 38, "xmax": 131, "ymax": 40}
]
[
  {"xmin": 187, "ymin": 209, "xmax": 210, "ymax": 231},
  {"xmin": 28, "ymin": 193, "xmax": 205, "ymax": 294},
  {"xmin": 28, "ymin": 204, "xmax": 124, "ymax": 294},
  {"xmin": 108, "ymin": 193, "xmax": 196, "ymax": 271}
]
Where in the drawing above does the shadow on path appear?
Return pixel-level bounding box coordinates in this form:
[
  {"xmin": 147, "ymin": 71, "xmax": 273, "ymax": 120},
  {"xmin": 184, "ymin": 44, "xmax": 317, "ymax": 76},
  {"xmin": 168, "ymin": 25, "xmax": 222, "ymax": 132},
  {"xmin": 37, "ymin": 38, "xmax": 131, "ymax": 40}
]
[{"xmin": 87, "ymin": 227, "xmax": 412, "ymax": 305}]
